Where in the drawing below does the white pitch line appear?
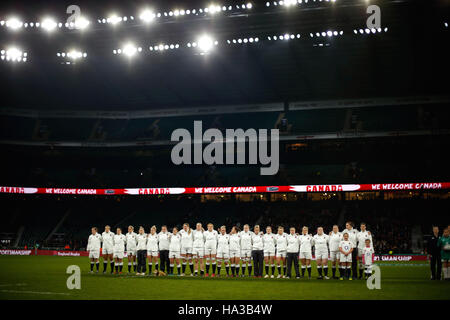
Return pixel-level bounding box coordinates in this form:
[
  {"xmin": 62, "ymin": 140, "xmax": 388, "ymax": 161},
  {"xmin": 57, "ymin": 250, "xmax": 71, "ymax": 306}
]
[
  {"xmin": 0, "ymin": 283, "xmax": 27, "ymax": 287},
  {"xmin": 0, "ymin": 289, "xmax": 70, "ymax": 296}
]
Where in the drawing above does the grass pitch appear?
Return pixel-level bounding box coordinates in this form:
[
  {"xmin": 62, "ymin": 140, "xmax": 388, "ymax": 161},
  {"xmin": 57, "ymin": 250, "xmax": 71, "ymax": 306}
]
[{"xmin": 0, "ymin": 256, "xmax": 449, "ymax": 300}]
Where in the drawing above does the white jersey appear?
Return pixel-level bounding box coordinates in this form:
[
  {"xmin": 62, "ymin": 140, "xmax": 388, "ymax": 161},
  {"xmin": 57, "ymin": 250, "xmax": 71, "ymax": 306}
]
[
  {"xmin": 217, "ymin": 233, "xmax": 230, "ymax": 250},
  {"xmin": 158, "ymin": 232, "xmax": 170, "ymax": 251},
  {"xmin": 136, "ymin": 233, "xmax": 147, "ymax": 250},
  {"xmin": 146, "ymin": 233, "xmax": 159, "ymax": 251},
  {"xmin": 229, "ymin": 233, "xmax": 241, "ymax": 251},
  {"xmin": 125, "ymin": 232, "xmax": 137, "ymax": 250},
  {"xmin": 287, "ymin": 234, "xmax": 300, "ymax": 253},
  {"xmin": 169, "ymin": 233, "xmax": 182, "ymax": 251},
  {"xmin": 192, "ymin": 230, "xmax": 205, "ymax": 248},
  {"xmin": 329, "ymin": 232, "xmax": 343, "ymax": 251},
  {"xmin": 342, "ymin": 228, "xmax": 358, "ymax": 247},
  {"xmin": 87, "ymin": 233, "xmax": 102, "ymax": 251},
  {"xmin": 357, "ymin": 230, "xmax": 373, "ymax": 250},
  {"xmin": 204, "ymin": 230, "xmax": 218, "ymax": 243},
  {"xmin": 313, "ymin": 234, "xmax": 329, "ymax": 251},
  {"xmin": 362, "ymin": 246, "xmax": 375, "ymax": 265},
  {"xmin": 339, "ymin": 240, "xmax": 353, "ymax": 254},
  {"xmin": 275, "ymin": 233, "xmax": 288, "ymax": 251},
  {"xmin": 239, "ymin": 231, "xmax": 254, "ymax": 250},
  {"xmin": 299, "ymin": 234, "xmax": 313, "ymax": 252},
  {"xmin": 179, "ymin": 229, "xmax": 194, "ymax": 248},
  {"xmin": 263, "ymin": 233, "xmax": 276, "ymax": 251},
  {"xmin": 101, "ymin": 231, "xmax": 115, "ymax": 248},
  {"xmin": 113, "ymin": 234, "xmax": 126, "ymax": 252},
  {"xmin": 251, "ymin": 232, "xmax": 264, "ymax": 250}
]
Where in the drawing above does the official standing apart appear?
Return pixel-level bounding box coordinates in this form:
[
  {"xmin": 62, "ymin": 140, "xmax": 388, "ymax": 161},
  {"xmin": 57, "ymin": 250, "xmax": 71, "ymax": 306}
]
[
  {"xmin": 428, "ymin": 226, "xmax": 441, "ymax": 280},
  {"xmin": 136, "ymin": 226, "xmax": 147, "ymax": 275},
  {"xmin": 286, "ymin": 227, "xmax": 300, "ymax": 279},
  {"xmin": 251, "ymin": 225, "xmax": 264, "ymax": 277},
  {"xmin": 158, "ymin": 225, "xmax": 171, "ymax": 274}
]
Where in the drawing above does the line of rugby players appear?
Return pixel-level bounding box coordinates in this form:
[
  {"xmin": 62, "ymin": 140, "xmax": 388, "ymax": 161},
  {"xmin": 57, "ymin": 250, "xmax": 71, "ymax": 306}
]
[{"xmin": 87, "ymin": 221, "xmax": 374, "ymax": 280}]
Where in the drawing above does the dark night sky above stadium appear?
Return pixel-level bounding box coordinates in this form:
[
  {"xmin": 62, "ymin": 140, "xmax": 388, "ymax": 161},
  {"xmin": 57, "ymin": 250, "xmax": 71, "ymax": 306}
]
[{"xmin": 0, "ymin": 0, "xmax": 449, "ymax": 110}]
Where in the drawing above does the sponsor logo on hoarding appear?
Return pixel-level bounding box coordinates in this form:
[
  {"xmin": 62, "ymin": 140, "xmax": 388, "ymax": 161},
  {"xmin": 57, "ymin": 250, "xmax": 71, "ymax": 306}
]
[
  {"xmin": 266, "ymin": 187, "xmax": 279, "ymax": 192},
  {"xmin": 374, "ymin": 255, "xmax": 414, "ymax": 262},
  {"xmin": 105, "ymin": 189, "xmax": 115, "ymax": 194},
  {"xmin": 0, "ymin": 249, "xmax": 32, "ymax": 255},
  {"xmin": 57, "ymin": 251, "xmax": 81, "ymax": 257}
]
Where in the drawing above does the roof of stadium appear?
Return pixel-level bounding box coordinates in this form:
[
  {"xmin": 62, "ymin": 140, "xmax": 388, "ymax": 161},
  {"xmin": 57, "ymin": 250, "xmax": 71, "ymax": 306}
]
[{"xmin": 0, "ymin": 0, "xmax": 448, "ymax": 111}]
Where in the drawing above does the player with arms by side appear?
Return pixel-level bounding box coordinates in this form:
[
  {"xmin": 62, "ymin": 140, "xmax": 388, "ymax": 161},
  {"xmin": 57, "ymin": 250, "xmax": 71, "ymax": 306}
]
[
  {"xmin": 342, "ymin": 221, "xmax": 358, "ymax": 279},
  {"xmin": 180, "ymin": 223, "xmax": 194, "ymax": 276},
  {"xmin": 329, "ymin": 225, "xmax": 342, "ymax": 279},
  {"xmin": 113, "ymin": 228, "xmax": 126, "ymax": 274},
  {"xmin": 314, "ymin": 227, "xmax": 330, "ymax": 279},
  {"xmin": 168, "ymin": 227, "xmax": 182, "ymax": 275},
  {"xmin": 357, "ymin": 223, "xmax": 373, "ymax": 279},
  {"xmin": 216, "ymin": 226, "xmax": 231, "ymax": 277},
  {"xmin": 275, "ymin": 226, "xmax": 288, "ymax": 278},
  {"xmin": 361, "ymin": 239, "xmax": 375, "ymax": 279},
  {"xmin": 147, "ymin": 226, "xmax": 159, "ymax": 275},
  {"xmin": 299, "ymin": 226, "xmax": 313, "ymax": 278},
  {"xmin": 125, "ymin": 226, "xmax": 137, "ymax": 274},
  {"xmin": 192, "ymin": 223, "xmax": 205, "ymax": 276},
  {"xmin": 229, "ymin": 226, "xmax": 241, "ymax": 277},
  {"xmin": 87, "ymin": 227, "xmax": 101, "ymax": 273},
  {"xmin": 339, "ymin": 232, "xmax": 354, "ymax": 280},
  {"xmin": 101, "ymin": 225, "xmax": 115, "ymax": 274},
  {"xmin": 239, "ymin": 224, "xmax": 253, "ymax": 277},
  {"xmin": 263, "ymin": 226, "xmax": 276, "ymax": 278},
  {"xmin": 204, "ymin": 223, "xmax": 218, "ymax": 277}
]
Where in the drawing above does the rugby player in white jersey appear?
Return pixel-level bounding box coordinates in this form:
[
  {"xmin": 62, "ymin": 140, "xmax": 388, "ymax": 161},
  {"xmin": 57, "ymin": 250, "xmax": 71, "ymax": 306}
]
[
  {"xmin": 192, "ymin": 223, "xmax": 205, "ymax": 276},
  {"xmin": 356, "ymin": 222, "xmax": 373, "ymax": 279},
  {"xmin": 125, "ymin": 226, "xmax": 137, "ymax": 273},
  {"xmin": 229, "ymin": 226, "xmax": 241, "ymax": 277},
  {"xmin": 147, "ymin": 226, "xmax": 159, "ymax": 275},
  {"xmin": 239, "ymin": 224, "xmax": 253, "ymax": 277},
  {"xmin": 313, "ymin": 227, "xmax": 330, "ymax": 279},
  {"xmin": 251, "ymin": 225, "xmax": 264, "ymax": 278},
  {"xmin": 180, "ymin": 223, "xmax": 194, "ymax": 276},
  {"xmin": 158, "ymin": 226, "xmax": 170, "ymax": 275},
  {"xmin": 136, "ymin": 226, "xmax": 148, "ymax": 275},
  {"xmin": 216, "ymin": 226, "xmax": 231, "ymax": 277},
  {"xmin": 204, "ymin": 223, "xmax": 218, "ymax": 277},
  {"xmin": 299, "ymin": 226, "xmax": 313, "ymax": 278},
  {"xmin": 286, "ymin": 227, "xmax": 300, "ymax": 279},
  {"xmin": 168, "ymin": 227, "xmax": 182, "ymax": 275},
  {"xmin": 342, "ymin": 221, "xmax": 358, "ymax": 279},
  {"xmin": 263, "ymin": 226, "xmax": 276, "ymax": 278},
  {"xmin": 361, "ymin": 239, "xmax": 375, "ymax": 279},
  {"xmin": 339, "ymin": 232, "xmax": 354, "ymax": 280},
  {"xmin": 113, "ymin": 228, "xmax": 126, "ymax": 274},
  {"xmin": 101, "ymin": 225, "xmax": 115, "ymax": 274},
  {"xmin": 275, "ymin": 226, "xmax": 288, "ymax": 278},
  {"xmin": 87, "ymin": 227, "xmax": 101, "ymax": 273},
  {"xmin": 329, "ymin": 225, "xmax": 343, "ymax": 279}
]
